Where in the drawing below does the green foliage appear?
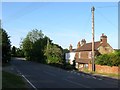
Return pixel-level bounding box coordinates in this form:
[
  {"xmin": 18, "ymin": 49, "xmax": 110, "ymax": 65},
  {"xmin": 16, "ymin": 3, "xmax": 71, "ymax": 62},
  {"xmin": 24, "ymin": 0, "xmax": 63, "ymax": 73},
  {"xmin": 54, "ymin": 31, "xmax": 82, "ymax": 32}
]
[
  {"xmin": 27, "ymin": 29, "xmax": 44, "ymax": 43},
  {"xmin": 16, "ymin": 48, "xmax": 24, "ymax": 57},
  {"xmin": 44, "ymin": 43, "xmax": 63, "ymax": 64},
  {"xmin": 63, "ymin": 49, "xmax": 69, "ymax": 53},
  {"xmin": 95, "ymin": 50, "xmax": 120, "ymax": 66},
  {"xmin": 63, "ymin": 63, "xmax": 74, "ymax": 70},
  {"xmin": 63, "ymin": 48, "xmax": 69, "ymax": 63},
  {"xmin": 72, "ymin": 60, "xmax": 76, "ymax": 67},
  {"xmin": 21, "ymin": 29, "xmax": 55, "ymax": 63},
  {"xmin": 11, "ymin": 46, "xmax": 16, "ymax": 57},
  {"xmin": 22, "ymin": 37, "xmax": 32, "ymax": 60},
  {"xmin": 11, "ymin": 46, "xmax": 24, "ymax": 57},
  {"xmin": 21, "ymin": 29, "xmax": 65, "ymax": 64},
  {"xmin": 0, "ymin": 28, "xmax": 11, "ymax": 63}
]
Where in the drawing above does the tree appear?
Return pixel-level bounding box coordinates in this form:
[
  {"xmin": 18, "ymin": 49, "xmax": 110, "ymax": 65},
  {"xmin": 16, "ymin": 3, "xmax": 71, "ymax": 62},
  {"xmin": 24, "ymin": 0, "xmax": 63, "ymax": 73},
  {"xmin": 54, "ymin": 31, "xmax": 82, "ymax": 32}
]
[
  {"xmin": 0, "ymin": 28, "xmax": 11, "ymax": 63},
  {"xmin": 11, "ymin": 46, "xmax": 16, "ymax": 57},
  {"xmin": 63, "ymin": 48, "xmax": 69, "ymax": 64},
  {"xmin": 27, "ymin": 29, "xmax": 44, "ymax": 43},
  {"xmin": 22, "ymin": 36, "xmax": 33, "ymax": 60},
  {"xmin": 15, "ymin": 48, "xmax": 24, "ymax": 57},
  {"xmin": 44, "ymin": 43, "xmax": 63, "ymax": 64},
  {"xmin": 21, "ymin": 29, "xmax": 49, "ymax": 62}
]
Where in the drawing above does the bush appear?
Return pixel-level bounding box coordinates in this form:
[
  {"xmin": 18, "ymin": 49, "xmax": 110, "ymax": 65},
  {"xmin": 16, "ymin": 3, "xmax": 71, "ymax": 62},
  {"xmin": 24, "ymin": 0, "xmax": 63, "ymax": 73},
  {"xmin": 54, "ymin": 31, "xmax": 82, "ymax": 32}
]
[{"xmin": 95, "ymin": 51, "xmax": 120, "ymax": 66}]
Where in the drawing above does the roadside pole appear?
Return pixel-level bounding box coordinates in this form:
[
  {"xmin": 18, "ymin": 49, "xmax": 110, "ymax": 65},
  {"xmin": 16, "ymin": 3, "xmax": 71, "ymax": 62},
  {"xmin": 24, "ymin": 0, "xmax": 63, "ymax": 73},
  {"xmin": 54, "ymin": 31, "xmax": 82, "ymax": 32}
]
[{"xmin": 91, "ymin": 6, "xmax": 95, "ymax": 72}]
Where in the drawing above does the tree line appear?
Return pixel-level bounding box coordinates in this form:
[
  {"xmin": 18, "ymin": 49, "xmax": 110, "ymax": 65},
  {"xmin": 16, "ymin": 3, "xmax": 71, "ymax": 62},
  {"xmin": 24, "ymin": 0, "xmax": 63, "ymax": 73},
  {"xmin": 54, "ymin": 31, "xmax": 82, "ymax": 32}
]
[
  {"xmin": 1, "ymin": 28, "xmax": 68, "ymax": 66},
  {"xmin": 1, "ymin": 28, "xmax": 120, "ymax": 67},
  {"xmin": 0, "ymin": 28, "xmax": 11, "ymax": 63},
  {"xmin": 21, "ymin": 29, "xmax": 64, "ymax": 64}
]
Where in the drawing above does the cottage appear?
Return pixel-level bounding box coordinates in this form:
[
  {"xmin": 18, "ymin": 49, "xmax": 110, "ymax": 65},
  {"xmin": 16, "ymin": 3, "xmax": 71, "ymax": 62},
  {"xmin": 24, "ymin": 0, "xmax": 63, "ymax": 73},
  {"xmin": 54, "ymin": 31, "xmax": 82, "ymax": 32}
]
[
  {"xmin": 65, "ymin": 44, "xmax": 76, "ymax": 65},
  {"xmin": 75, "ymin": 33, "xmax": 114, "ymax": 70}
]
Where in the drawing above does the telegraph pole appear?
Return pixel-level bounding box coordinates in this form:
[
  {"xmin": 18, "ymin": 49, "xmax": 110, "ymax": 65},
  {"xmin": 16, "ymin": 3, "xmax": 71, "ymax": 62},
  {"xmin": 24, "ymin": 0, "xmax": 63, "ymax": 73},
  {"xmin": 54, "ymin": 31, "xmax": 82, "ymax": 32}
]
[
  {"xmin": 91, "ymin": 6, "xmax": 95, "ymax": 71},
  {"xmin": 47, "ymin": 38, "xmax": 49, "ymax": 50}
]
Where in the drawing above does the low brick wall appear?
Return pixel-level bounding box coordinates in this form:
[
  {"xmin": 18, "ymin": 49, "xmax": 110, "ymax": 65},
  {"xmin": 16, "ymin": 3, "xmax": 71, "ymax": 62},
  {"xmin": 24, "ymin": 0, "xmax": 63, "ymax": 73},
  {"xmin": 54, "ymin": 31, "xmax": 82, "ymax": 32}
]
[{"xmin": 88, "ymin": 64, "xmax": 119, "ymax": 74}]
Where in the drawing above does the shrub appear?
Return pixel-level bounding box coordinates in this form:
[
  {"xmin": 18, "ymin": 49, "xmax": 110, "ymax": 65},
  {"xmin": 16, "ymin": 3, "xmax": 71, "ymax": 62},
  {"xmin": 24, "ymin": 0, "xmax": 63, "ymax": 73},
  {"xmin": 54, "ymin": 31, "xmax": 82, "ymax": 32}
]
[{"xmin": 95, "ymin": 51, "xmax": 120, "ymax": 66}]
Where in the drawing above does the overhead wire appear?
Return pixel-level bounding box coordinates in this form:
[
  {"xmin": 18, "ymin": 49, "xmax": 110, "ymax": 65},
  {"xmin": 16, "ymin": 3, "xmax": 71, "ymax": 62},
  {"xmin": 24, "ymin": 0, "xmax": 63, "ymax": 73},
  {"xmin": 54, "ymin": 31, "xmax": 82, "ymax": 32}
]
[
  {"xmin": 95, "ymin": 8, "xmax": 117, "ymax": 29},
  {"xmin": 89, "ymin": 2, "xmax": 117, "ymax": 29},
  {"xmin": 2, "ymin": 3, "xmax": 49, "ymax": 24}
]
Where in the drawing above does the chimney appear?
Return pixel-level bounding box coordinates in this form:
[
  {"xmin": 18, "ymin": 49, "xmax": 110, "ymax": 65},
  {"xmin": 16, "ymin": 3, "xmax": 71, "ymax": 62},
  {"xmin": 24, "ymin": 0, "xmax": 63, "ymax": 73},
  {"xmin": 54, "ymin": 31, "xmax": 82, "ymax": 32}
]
[
  {"xmin": 100, "ymin": 33, "xmax": 107, "ymax": 46},
  {"xmin": 77, "ymin": 41, "xmax": 81, "ymax": 49},
  {"xmin": 81, "ymin": 39, "xmax": 86, "ymax": 46},
  {"xmin": 69, "ymin": 44, "xmax": 73, "ymax": 52}
]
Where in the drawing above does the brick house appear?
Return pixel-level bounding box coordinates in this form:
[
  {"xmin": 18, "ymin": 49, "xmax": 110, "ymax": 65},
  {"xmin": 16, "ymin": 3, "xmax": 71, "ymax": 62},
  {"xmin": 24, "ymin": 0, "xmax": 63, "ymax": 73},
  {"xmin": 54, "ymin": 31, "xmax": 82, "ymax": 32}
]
[{"xmin": 75, "ymin": 33, "xmax": 114, "ymax": 70}]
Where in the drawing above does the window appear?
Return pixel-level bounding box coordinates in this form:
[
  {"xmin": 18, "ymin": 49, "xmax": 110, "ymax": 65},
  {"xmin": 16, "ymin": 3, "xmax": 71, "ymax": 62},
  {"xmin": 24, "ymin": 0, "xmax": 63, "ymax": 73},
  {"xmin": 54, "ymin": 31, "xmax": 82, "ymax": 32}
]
[
  {"xmin": 88, "ymin": 52, "xmax": 92, "ymax": 58},
  {"xmin": 79, "ymin": 52, "xmax": 81, "ymax": 58},
  {"xmin": 84, "ymin": 64, "xmax": 88, "ymax": 68}
]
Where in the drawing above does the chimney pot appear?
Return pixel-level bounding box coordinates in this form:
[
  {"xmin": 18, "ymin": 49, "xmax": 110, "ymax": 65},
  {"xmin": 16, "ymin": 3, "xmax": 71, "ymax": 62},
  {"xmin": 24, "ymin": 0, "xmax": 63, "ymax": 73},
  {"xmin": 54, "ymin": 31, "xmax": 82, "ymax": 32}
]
[
  {"xmin": 77, "ymin": 41, "xmax": 81, "ymax": 49},
  {"xmin": 69, "ymin": 44, "xmax": 73, "ymax": 52}
]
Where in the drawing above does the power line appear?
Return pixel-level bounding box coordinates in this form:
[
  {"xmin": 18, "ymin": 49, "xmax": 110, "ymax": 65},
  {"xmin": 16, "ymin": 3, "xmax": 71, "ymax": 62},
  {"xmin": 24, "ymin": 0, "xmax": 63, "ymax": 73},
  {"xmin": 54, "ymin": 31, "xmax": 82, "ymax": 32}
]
[
  {"xmin": 96, "ymin": 10, "xmax": 117, "ymax": 29},
  {"xmin": 89, "ymin": 2, "xmax": 117, "ymax": 29}
]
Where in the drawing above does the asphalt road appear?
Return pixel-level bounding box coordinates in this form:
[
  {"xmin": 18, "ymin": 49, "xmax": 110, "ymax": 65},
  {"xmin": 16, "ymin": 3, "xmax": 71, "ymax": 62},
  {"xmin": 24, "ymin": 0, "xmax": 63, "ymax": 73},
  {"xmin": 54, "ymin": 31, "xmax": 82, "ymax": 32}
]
[{"xmin": 6, "ymin": 58, "xmax": 119, "ymax": 89}]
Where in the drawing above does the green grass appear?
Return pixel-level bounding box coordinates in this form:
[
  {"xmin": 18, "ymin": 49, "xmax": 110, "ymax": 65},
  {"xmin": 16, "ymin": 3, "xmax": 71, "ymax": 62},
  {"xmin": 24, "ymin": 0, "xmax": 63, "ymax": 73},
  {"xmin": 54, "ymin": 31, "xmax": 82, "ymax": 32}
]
[
  {"xmin": 2, "ymin": 63, "xmax": 11, "ymax": 67},
  {"xmin": 93, "ymin": 72, "xmax": 120, "ymax": 79},
  {"xmin": 82, "ymin": 68, "xmax": 119, "ymax": 79},
  {"xmin": 2, "ymin": 71, "xmax": 27, "ymax": 89}
]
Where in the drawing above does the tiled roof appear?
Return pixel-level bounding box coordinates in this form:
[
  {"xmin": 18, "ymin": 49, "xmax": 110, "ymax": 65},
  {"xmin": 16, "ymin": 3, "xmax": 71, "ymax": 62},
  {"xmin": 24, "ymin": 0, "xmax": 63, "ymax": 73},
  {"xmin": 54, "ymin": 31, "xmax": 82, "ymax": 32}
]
[
  {"xmin": 69, "ymin": 49, "xmax": 76, "ymax": 52},
  {"xmin": 76, "ymin": 41, "xmax": 101, "ymax": 51}
]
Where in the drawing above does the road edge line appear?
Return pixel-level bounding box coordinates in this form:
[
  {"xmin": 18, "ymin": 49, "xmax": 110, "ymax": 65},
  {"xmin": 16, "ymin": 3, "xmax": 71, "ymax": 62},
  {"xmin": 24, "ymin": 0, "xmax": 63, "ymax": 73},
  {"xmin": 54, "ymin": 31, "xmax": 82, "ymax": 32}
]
[{"xmin": 21, "ymin": 74, "xmax": 37, "ymax": 90}]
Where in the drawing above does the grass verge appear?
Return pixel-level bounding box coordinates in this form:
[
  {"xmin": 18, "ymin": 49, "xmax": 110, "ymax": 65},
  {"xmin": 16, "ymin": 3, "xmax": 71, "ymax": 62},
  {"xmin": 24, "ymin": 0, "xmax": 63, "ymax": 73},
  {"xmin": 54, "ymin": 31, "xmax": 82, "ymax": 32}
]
[
  {"xmin": 82, "ymin": 68, "xmax": 119, "ymax": 79},
  {"xmin": 2, "ymin": 71, "xmax": 27, "ymax": 89}
]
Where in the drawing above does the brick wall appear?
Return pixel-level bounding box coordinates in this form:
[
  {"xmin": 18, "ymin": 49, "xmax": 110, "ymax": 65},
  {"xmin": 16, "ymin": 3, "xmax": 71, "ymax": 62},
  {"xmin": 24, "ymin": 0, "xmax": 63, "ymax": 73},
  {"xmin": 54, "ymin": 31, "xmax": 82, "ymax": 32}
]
[
  {"xmin": 88, "ymin": 64, "xmax": 119, "ymax": 74},
  {"xmin": 75, "ymin": 51, "xmax": 92, "ymax": 60}
]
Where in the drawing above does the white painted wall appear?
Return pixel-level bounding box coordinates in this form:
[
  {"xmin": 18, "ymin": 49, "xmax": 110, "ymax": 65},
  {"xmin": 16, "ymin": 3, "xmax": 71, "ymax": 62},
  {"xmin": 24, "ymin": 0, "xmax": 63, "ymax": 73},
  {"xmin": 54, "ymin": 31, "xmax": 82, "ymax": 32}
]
[{"xmin": 65, "ymin": 52, "xmax": 76, "ymax": 65}]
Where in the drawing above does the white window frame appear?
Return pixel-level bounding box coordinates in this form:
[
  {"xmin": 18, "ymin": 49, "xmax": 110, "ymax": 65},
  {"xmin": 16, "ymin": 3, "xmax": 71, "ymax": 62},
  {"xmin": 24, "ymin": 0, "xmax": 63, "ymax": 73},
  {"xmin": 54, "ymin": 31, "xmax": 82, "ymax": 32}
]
[
  {"xmin": 88, "ymin": 51, "xmax": 92, "ymax": 59},
  {"xmin": 79, "ymin": 52, "xmax": 81, "ymax": 58}
]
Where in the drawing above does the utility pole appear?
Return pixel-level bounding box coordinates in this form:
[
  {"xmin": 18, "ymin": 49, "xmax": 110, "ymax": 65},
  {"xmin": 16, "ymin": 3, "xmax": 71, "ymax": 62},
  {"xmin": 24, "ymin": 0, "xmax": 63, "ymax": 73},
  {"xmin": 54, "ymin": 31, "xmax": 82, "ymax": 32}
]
[
  {"xmin": 47, "ymin": 38, "xmax": 49, "ymax": 50},
  {"xmin": 91, "ymin": 6, "xmax": 95, "ymax": 71}
]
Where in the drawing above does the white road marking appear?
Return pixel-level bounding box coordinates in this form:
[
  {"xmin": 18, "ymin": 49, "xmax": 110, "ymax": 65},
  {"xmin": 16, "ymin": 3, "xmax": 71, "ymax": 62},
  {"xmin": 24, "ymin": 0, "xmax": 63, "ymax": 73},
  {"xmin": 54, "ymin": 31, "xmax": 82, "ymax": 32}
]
[
  {"xmin": 74, "ymin": 72, "xmax": 77, "ymax": 74},
  {"xmin": 22, "ymin": 75, "xmax": 37, "ymax": 90},
  {"xmin": 93, "ymin": 77, "xmax": 96, "ymax": 79},
  {"xmin": 13, "ymin": 66, "xmax": 37, "ymax": 90},
  {"xmin": 98, "ymin": 78, "xmax": 102, "ymax": 80},
  {"xmin": 70, "ymin": 71, "xmax": 73, "ymax": 73},
  {"xmin": 81, "ymin": 74, "xmax": 85, "ymax": 76},
  {"xmin": 65, "ymin": 79, "xmax": 92, "ymax": 89},
  {"xmin": 86, "ymin": 75, "xmax": 90, "ymax": 78}
]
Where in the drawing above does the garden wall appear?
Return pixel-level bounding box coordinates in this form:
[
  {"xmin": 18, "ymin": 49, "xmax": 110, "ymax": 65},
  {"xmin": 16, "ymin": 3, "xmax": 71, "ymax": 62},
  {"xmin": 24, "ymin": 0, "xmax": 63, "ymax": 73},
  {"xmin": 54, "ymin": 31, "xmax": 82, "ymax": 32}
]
[{"xmin": 88, "ymin": 64, "xmax": 120, "ymax": 74}]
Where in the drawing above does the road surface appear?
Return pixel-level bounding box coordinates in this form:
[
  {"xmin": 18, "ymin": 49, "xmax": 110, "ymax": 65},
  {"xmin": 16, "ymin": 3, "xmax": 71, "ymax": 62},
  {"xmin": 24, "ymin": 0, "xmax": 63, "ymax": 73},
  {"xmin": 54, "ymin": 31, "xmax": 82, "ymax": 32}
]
[{"xmin": 4, "ymin": 58, "xmax": 119, "ymax": 89}]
